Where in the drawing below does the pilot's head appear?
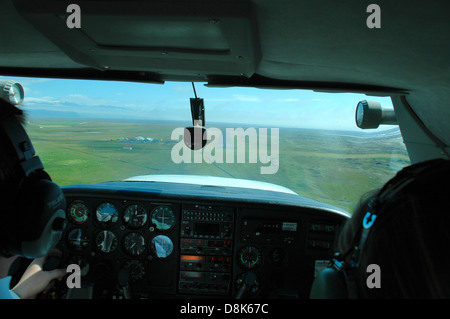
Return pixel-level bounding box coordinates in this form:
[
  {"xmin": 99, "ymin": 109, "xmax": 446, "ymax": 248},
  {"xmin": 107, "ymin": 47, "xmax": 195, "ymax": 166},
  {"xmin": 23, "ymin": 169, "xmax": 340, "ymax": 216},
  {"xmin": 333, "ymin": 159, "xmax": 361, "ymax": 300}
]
[
  {"xmin": 0, "ymin": 98, "xmax": 66, "ymax": 259},
  {"xmin": 0, "ymin": 98, "xmax": 25, "ymax": 182},
  {"xmin": 311, "ymin": 158, "xmax": 450, "ymax": 298}
]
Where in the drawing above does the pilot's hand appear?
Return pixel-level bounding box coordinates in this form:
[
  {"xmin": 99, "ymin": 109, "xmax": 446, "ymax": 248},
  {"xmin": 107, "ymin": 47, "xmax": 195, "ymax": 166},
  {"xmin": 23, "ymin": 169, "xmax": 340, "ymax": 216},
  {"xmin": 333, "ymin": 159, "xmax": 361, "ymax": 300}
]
[{"xmin": 11, "ymin": 250, "xmax": 66, "ymax": 299}]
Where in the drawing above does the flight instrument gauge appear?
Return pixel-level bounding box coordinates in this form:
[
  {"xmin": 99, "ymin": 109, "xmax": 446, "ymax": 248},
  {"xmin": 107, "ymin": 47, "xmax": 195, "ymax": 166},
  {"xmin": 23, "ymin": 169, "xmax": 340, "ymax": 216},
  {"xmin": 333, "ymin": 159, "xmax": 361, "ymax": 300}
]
[
  {"xmin": 151, "ymin": 206, "xmax": 175, "ymax": 230},
  {"xmin": 0, "ymin": 80, "xmax": 24, "ymax": 105},
  {"xmin": 150, "ymin": 235, "xmax": 173, "ymax": 258},
  {"xmin": 123, "ymin": 232, "xmax": 146, "ymax": 256},
  {"xmin": 95, "ymin": 230, "xmax": 118, "ymax": 253},
  {"xmin": 67, "ymin": 228, "xmax": 89, "ymax": 250},
  {"xmin": 238, "ymin": 246, "xmax": 263, "ymax": 269},
  {"xmin": 124, "ymin": 204, "xmax": 147, "ymax": 228},
  {"xmin": 68, "ymin": 201, "xmax": 89, "ymax": 224},
  {"xmin": 96, "ymin": 202, "xmax": 119, "ymax": 226}
]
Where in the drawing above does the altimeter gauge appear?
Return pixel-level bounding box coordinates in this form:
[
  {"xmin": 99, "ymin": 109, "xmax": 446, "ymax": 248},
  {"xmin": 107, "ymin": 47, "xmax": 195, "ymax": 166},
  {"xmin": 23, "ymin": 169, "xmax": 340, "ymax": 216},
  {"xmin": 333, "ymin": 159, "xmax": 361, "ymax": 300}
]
[{"xmin": 124, "ymin": 204, "xmax": 147, "ymax": 228}]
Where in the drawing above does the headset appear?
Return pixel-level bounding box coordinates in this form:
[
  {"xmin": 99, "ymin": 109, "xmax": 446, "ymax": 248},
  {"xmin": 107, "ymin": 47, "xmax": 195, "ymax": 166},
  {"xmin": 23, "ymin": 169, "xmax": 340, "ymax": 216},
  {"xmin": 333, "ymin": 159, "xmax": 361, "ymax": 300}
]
[
  {"xmin": 0, "ymin": 106, "xmax": 66, "ymax": 259},
  {"xmin": 310, "ymin": 158, "xmax": 450, "ymax": 299}
]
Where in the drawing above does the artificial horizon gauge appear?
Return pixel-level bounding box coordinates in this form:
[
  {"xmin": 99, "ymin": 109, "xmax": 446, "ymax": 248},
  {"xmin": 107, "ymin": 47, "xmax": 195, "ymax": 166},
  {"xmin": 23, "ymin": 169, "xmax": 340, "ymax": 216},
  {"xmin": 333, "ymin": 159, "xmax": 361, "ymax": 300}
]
[
  {"xmin": 151, "ymin": 206, "xmax": 175, "ymax": 230},
  {"xmin": 0, "ymin": 80, "xmax": 24, "ymax": 105},
  {"xmin": 96, "ymin": 202, "xmax": 119, "ymax": 225},
  {"xmin": 124, "ymin": 204, "xmax": 148, "ymax": 228},
  {"xmin": 68, "ymin": 201, "xmax": 89, "ymax": 224}
]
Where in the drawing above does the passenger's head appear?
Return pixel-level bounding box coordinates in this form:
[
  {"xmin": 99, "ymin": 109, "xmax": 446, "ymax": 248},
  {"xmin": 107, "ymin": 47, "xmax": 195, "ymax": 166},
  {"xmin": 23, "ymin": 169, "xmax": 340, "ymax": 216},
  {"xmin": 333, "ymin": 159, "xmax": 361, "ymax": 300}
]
[
  {"xmin": 0, "ymin": 97, "xmax": 66, "ymax": 258},
  {"xmin": 311, "ymin": 158, "xmax": 450, "ymax": 298}
]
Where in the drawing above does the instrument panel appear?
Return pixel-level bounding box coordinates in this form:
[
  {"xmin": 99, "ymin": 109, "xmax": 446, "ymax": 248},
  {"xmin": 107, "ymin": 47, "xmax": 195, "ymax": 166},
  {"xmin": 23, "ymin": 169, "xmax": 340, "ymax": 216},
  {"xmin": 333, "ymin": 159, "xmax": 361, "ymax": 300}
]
[
  {"xmin": 62, "ymin": 198, "xmax": 180, "ymax": 298},
  {"xmin": 67, "ymin": 200, "xmax": 177, "ymax": 257},
  {"xmin": 52, "ymin": 182, "xmax": 349, "ymax": 299}
]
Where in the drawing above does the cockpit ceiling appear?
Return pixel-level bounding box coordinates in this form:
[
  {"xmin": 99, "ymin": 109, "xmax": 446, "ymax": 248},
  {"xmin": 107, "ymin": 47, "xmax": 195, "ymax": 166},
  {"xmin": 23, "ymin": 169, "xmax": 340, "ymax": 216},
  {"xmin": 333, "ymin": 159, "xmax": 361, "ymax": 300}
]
[{"xmin": 1, "ymin": 0, "xmax": 450, "ymax": 145}]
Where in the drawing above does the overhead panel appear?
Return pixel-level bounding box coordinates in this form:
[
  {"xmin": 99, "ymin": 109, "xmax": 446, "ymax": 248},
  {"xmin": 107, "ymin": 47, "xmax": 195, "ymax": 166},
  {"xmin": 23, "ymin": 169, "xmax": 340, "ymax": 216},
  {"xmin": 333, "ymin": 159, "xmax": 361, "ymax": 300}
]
[{"xmin": 13, "ymin": 0, "xmax": 261, "ymax": 78}]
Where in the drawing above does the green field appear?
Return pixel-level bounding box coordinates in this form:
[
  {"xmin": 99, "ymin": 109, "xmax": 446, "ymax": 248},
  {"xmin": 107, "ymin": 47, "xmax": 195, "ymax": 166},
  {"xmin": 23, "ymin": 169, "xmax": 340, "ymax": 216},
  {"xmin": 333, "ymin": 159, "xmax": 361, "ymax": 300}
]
[{"xmin": 25, "ymin": 119, "xmax": 410, "ymax": 213}]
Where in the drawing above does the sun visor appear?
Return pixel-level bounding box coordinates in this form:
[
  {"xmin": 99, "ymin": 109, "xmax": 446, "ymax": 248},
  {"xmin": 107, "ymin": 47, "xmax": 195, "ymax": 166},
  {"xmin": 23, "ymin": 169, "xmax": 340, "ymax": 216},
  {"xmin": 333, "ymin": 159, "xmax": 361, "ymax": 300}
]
[{"xmin": 13, "ymin": 0, "xmax": 261, "ymax": 78}]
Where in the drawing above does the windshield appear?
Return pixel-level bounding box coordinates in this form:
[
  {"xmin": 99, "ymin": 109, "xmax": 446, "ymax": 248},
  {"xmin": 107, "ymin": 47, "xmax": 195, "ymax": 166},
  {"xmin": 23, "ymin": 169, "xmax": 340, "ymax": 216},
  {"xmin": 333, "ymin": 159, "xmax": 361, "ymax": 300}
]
[{"xmin": 1, "ymin": 76, "xmax": 410, "ymax": 213}]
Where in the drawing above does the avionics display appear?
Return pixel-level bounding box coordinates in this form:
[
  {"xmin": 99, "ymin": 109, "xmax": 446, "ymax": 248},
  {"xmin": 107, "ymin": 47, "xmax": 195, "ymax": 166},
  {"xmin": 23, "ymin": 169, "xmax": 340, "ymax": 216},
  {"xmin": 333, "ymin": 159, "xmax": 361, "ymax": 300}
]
[{"xmin": 179, "ymin": 204, "xmax": 234, "ymax": 295}]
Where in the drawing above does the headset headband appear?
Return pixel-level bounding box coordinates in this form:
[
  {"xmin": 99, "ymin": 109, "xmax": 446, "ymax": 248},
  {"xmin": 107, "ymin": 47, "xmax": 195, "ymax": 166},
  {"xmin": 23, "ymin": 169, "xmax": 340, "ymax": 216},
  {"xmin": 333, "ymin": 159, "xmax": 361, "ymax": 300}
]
[{"xmin": 0, "ymin": 114, "xmax": 45, "ymax": 178}]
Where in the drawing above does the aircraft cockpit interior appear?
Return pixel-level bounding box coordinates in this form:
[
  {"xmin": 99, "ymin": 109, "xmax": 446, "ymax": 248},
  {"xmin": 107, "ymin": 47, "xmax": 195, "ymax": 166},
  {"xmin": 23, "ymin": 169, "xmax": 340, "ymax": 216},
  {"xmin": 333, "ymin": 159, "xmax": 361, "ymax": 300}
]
[{"xmin": 1, "ymin": 0, "xmax": 450, "ymax": 313}]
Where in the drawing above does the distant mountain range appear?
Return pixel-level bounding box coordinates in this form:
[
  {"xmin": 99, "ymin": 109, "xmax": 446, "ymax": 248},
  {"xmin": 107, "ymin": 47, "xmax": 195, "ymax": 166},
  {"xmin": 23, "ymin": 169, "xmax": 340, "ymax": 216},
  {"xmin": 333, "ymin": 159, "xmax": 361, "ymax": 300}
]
[
  {"xmin": 24, "ymin": 109, "xmax": 403, "ymax": 138},
  {"xmin": 25, "ymin": 109, "xmax": 80, "ymax": 119}
]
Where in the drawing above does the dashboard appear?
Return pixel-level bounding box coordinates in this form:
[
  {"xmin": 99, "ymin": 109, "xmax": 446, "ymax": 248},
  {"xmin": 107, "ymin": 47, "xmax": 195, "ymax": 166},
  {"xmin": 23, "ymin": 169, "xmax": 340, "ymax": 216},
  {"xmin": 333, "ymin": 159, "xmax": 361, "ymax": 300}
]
[{"xmin": 50, "ymin": 180, "xmax": 349, "ymax": 299}]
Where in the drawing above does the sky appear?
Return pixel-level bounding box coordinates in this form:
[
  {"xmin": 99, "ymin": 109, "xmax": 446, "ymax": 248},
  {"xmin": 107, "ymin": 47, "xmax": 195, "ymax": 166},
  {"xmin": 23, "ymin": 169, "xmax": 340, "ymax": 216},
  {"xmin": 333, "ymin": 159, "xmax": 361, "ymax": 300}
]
[{"xmin": 0, "ymin": 75, "xmax": 394, "ymax": 131}]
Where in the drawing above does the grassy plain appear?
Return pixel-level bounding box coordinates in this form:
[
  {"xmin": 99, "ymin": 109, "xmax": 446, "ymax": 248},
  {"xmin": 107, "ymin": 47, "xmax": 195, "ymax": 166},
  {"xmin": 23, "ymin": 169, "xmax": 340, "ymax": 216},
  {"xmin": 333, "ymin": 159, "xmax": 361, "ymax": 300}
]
[{"xmin": 25, "ymin": 119, "xmax": 410, "ymax": 213}]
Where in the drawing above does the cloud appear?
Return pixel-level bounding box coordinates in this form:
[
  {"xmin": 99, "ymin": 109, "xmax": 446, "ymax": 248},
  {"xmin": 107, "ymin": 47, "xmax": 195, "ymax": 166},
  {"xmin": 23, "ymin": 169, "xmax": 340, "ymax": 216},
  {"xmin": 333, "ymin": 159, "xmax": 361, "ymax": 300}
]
[
  {"xmin": 24, "ymin": 96, "xmax": 62, "ymax": 105},
  {"xmin": 25, "ymin": 94, "xmax": 128, "ymax": 109},
  {"xmin": 65, "ymin": 94, "xmax": 120, "ymax": 107},
  {"xmin": 178, "ymin": 94, "xmax": 262, "ymax": 103}
]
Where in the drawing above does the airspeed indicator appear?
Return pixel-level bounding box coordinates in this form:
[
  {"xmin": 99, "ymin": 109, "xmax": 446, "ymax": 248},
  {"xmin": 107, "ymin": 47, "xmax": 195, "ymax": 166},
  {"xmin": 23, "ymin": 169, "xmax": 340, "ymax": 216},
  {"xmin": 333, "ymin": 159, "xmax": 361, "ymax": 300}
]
[{"xmin": 68, "ymin": 201, "xmax": 88, "ymax": 224}]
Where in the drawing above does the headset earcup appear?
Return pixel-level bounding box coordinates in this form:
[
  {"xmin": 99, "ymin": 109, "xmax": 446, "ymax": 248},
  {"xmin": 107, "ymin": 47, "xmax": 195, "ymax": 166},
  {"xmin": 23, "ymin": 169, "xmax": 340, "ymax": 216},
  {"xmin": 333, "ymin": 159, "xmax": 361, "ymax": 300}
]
[
  {"xmin": 4, "ymin": 175, "xmax": 66, "ymax": 258},
  {"xmin": 310, "ymin": 268, "xmax": 349, "ymax": 299}
]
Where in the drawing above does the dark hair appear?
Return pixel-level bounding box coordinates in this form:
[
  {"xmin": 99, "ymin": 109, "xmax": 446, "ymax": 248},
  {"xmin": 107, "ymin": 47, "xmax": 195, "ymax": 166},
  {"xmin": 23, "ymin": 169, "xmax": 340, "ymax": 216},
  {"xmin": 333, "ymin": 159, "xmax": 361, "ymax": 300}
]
[
  {"xmin": 0, "ymin": 98, "xmax": 27, "ymax": 256},
  {"xmin": 0, "ymin": 98, "xmax": 25, "ymax": 182},
  {"xmin": 336, "ymin": 160, "xmax": 450, "ymax": 298}
]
